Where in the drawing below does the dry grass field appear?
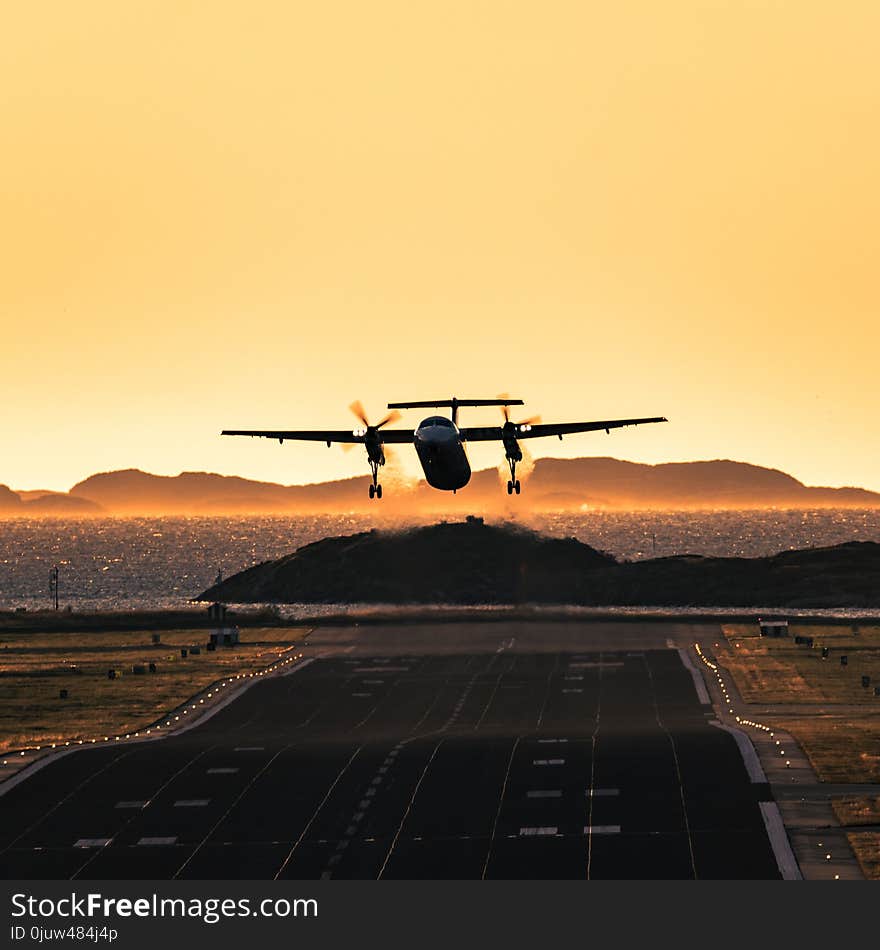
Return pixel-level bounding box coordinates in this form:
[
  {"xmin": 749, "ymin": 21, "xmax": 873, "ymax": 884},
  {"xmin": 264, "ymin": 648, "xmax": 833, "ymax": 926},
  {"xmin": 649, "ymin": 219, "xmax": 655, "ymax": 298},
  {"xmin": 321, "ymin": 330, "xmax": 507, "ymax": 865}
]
[
  {"xmin": 719, "ymin": 623, "xmax": 880, "ymax": 879},
  {"xmin": 0, "ymin": 627, "xmax": 310, "ymax": 754},
  {"xmin": 720, "ymin": 623, "xmax": 880, "ymax": 704}
]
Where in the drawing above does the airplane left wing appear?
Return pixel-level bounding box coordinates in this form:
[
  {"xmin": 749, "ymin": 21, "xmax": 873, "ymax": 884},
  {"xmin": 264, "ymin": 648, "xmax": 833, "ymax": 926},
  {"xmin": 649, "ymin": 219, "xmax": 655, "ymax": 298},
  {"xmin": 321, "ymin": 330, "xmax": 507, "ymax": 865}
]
[
  {"xmin": 221, "ymin": 429, "xmax": 416, "ymax": 444},
  {"xmin": 461, "ymin": 417, "xmax": 667, "ymax": 442}
]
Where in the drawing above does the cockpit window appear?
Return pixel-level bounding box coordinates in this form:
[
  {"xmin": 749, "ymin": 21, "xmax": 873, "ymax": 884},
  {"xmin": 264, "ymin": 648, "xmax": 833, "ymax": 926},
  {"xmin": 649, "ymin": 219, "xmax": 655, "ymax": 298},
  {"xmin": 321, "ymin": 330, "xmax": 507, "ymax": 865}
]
[{"xmin": 422, "ymin": 416, "xmax": 454, "ymax": 428}]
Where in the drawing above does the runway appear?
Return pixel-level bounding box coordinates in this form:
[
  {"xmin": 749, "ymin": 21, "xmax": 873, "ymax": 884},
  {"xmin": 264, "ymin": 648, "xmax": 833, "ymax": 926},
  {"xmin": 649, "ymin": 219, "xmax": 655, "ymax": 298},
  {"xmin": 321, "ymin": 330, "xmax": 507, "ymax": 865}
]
[{"xmin": 0, "ymin": 622, "xmax": 780, "ymax": 879}]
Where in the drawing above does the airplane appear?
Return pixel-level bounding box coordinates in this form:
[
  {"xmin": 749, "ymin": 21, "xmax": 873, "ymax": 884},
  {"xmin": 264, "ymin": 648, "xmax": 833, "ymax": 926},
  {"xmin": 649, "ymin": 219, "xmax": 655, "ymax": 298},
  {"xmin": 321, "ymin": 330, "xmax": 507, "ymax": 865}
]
[{"xmin": 222, "ymin": 397, "xmax": 667, "ymax": 499}]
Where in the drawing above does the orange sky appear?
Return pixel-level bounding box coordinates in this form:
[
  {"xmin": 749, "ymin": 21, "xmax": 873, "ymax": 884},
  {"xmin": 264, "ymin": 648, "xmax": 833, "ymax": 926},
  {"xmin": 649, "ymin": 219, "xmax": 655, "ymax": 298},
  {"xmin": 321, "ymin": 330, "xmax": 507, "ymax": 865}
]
[{"xmin": 3, "ymin": 2, "xmax": 879, "ymax": 493}]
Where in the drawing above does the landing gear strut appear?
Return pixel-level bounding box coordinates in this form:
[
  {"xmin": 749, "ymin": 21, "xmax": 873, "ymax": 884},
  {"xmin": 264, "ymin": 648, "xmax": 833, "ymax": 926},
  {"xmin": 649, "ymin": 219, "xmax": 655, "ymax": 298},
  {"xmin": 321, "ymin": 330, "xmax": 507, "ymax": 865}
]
[
  {"xmin": 505, "ymin": 457, "xmax": 521, "ymax": 496},
  {"xmin": 368, "ymin": 460, "xmax": 383, "ymax": 500}
]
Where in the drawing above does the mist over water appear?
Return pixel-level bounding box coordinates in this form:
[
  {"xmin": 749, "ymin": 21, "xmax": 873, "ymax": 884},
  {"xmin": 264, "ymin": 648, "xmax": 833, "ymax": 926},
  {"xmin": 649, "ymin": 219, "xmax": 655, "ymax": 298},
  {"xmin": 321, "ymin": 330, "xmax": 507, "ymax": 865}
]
[{"xmin": 1, "ymin": 510, "xmax": 879, "ymax": 611}]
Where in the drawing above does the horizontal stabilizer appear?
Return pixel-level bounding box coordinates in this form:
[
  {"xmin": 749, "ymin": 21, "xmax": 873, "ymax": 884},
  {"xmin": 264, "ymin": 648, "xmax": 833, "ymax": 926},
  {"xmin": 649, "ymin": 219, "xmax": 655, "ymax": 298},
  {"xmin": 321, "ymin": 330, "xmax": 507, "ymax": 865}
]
[{"xmin": 387, "ymin": 397, "xmax": 523, "ymax": 409}]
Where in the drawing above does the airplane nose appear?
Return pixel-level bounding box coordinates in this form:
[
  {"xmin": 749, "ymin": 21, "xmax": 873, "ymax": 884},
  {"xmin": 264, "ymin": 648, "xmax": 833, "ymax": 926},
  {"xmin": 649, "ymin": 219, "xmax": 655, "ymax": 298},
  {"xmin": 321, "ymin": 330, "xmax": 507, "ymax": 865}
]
[{"xmin": 417, "ymin": 427, "xmax": 454, "ymax": 446}]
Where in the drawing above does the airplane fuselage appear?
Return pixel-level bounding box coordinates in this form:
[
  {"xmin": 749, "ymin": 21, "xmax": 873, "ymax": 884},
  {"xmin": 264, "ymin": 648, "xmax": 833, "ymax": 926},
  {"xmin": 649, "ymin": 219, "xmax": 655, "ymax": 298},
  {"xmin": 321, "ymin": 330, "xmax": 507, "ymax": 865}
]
[{"xmin": 413, "ymin": 415, "xmax": 471, "ymax": 491}]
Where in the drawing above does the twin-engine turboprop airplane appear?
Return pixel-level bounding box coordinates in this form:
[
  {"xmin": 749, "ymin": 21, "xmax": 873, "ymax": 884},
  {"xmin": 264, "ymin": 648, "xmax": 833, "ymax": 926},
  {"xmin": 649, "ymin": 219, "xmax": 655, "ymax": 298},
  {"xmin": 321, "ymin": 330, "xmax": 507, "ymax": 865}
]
[{"xmin": 222, "ymin": 397, "xmax": 667, "ymax": 499}]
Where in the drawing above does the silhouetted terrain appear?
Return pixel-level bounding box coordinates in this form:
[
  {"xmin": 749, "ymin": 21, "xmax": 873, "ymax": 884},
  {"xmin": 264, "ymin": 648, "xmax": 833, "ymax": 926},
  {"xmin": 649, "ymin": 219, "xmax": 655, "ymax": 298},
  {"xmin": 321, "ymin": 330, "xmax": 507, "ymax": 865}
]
[
  {"xmin": 0, "ymin": 485, "xmax": 103, "ymax": 514},
  {"xmin": 42, "ymin": 458, "xmax": 880, "ymax": 514},
  {"xmin": 0, "ymin": 485, "xmax": 22, "ymax": 511},
  {"xmin": 199, "ymin": 519, "xmax": 880, "ymax": 608}
]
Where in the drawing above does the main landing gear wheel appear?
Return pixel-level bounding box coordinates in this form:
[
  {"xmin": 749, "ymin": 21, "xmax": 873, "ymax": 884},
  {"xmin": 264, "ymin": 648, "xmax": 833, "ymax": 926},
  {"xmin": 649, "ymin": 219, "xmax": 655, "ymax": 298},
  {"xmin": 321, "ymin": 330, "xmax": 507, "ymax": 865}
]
[
  {"xmin": 376, "ymin": 483, "xmax": 383, "ymax": 499},
  {"xmin": 507, "ymin": 480, "xmax": 513, "ymax": 495},
  {"xmin": 514, "ymin": 479, "xmax": 521, "ymax": 494},
  {"xmin": 368, "ymin": 484, "xmax": 375, "ymax": 499}
]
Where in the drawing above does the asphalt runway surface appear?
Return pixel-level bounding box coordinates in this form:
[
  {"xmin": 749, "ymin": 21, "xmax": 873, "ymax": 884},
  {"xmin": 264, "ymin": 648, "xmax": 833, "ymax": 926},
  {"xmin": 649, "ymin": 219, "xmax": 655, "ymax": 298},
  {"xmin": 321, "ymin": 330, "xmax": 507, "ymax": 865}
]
[{"xmin": 0, "ymin": 622, "xmax": 780, "ymax": 879}]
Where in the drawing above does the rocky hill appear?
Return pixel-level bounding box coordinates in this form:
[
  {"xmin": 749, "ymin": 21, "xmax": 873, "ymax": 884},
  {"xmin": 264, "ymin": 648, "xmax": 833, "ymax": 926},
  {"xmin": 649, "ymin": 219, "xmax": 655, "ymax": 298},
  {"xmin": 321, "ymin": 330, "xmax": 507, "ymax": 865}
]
[{"xmin": 198, "ymin": 518, "xmax": 880, "ymax": 608}]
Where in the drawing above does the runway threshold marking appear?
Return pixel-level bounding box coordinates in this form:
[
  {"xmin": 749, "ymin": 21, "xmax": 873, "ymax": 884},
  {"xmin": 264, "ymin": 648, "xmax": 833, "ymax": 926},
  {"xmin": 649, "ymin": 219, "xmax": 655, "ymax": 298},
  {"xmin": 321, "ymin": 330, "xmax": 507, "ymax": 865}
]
[
  {"xmin": 586, "ymin": 788, "xmax": 619, "ymax": 798},
  {"xmin": 138, "ymin": 837, "xmax": 177, "ymax": 846},
  {"xmin": 519, "ymin": 827, "xmax": 558, "ymax": 837},
  {"xmin": 174, "ymin": 799, "xmax": 210, "ymax": 807},
  {"xmin": 74, "ymin": 838, "xmax": 112, "ymax": 848},
  {"xmin": 583, "ymin": 825, "xmax": 621, "ymax": 835},
  {"xmin": 527, "ymin": 790, "xmax": 562, "ymax": 798},
  {"xmin": 115, "ymin": 801, "xmax": 147, "ymax": 809}
]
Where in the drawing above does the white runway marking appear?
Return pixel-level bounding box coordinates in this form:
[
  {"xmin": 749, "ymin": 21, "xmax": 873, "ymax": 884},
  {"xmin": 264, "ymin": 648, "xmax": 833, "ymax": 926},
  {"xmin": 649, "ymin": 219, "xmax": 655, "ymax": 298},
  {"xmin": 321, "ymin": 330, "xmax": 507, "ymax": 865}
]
[
  {"xmin": 174, "ymin": 799, "xmax": 210, "ymax": 807},
  {"xmin": 352, "ymin": 693, "xmax": 372, "ymax": 698},
  {"xmin": 584, "ymin": 825, "xmax": 621, "ymax": 834},
  {"xmin": 234, "ymin": 746, "xmax": 264, "ymax": 752},
  {"xmin": 138, "ymin": 836, "xmax": 177, "ymax": 846},
  {"xmin": 206, "ymin": 767, "xmax": 238, "ymax": 774},
  {"xmin": 519, "ymin": 827, "xmax": 558, "ymax": 836},
  {"xmin": 562, "ymin": 688, "xmax": 583, "ymax": 694},
  {"xmin": 532, "ymin": 759, "xmax": 565, "ymax": 766},
  {"xmin": 74, "ymin": 838, "xmax": 112, "ymax": 848},
  {"xmin": 586, "ymin": 788, "xmax": 619, "ymax": 797},
  {"xmin": 353, "ymin": 667, "xmax": 409, "ymax": 673},
  {"xmin": 527, "ymin": 789, "xmax": 562, "ymax": 798},
  {"xmin": 115, "ymin": 801, "xmax": 147, "ymax": 809},
  {"xmin": 569, "ymin": 661, "xmax": 624, "ymax": 669},
  {"xmin": 481, "ymin": 737, "xmax": 520, "ymax": 880},
  {"xmin": 538, "ymin": 738, "xmax": 568, "ymax": 744}
]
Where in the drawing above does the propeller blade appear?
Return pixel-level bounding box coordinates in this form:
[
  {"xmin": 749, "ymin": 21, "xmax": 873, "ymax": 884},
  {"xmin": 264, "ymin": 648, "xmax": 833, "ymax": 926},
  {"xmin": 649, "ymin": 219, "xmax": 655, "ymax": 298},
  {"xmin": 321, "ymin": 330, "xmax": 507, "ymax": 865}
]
[
  {"xmin": 376, "ymin": 409, "xmax": 402, "ymax": 429},
  {"xmin": 349, "ymin": 400, "xmax": 370, "ymax": 428},
  {"xmin": 496, "ymin": 393, "xmax": 512, "ymax": 424},
  {"xmin": 520, "ymin": 415, "xmax": 542, "ymax": 426}
]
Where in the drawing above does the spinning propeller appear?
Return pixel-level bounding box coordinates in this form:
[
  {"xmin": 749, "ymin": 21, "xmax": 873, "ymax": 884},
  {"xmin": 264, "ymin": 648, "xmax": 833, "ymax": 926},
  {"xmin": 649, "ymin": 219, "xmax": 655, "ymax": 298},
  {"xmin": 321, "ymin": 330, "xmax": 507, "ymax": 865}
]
[
  {"xmin": 342, "ymin": 401, "xmax": 401, "ymax": 454},
  {"xmin": 498, "ymin": 394, "xmax": 541, "ymax": 432}
]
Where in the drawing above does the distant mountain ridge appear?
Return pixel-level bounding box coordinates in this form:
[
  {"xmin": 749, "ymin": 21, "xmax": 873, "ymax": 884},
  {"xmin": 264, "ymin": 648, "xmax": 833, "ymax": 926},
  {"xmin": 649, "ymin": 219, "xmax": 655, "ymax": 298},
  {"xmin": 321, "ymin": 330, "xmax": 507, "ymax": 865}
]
[{"xmin": 0, "ymin": 456, "xmax": 875, "ymax": 515}]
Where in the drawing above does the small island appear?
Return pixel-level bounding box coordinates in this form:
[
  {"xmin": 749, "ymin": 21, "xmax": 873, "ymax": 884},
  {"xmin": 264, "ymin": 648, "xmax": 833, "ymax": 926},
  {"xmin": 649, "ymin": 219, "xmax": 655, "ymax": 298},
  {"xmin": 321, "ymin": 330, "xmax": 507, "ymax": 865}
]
[{"xmin": 198, "ymin": 517, "xmax": 880, "ymax": 608}]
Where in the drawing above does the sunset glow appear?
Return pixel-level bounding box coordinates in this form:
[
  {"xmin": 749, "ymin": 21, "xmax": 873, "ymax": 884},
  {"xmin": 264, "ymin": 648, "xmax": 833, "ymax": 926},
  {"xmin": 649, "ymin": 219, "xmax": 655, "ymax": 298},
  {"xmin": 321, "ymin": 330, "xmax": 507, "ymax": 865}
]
[{"xmin": 3, "ymin": 2, "xmax": 879, "ymax": 492}]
